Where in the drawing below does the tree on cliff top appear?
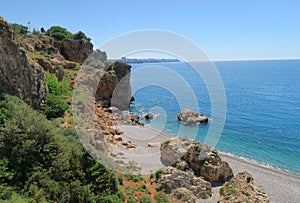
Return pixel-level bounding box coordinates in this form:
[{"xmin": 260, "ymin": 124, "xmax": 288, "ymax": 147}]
[
  {"xmin": 45, "ymin": 25, "xmax": 73, "ymax": 40},
  {"xmin": 45, "ymin": 26, "xmax": 91, "ymax": 41}
]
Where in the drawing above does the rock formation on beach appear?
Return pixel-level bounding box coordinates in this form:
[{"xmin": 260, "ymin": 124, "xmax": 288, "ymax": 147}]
[
  {"xmin": 152, "ymin": 166, "xmax": 212, "ymax": 202},
  {"xmin": 0, "ymin": 17, "xmax": 48, "ymax": 109},
  {"xmin": 178, "ymin": 109, "xmax": 208, "ymax": 125},
  {"xmin": 218, "ymin": 171, "xmax": 269, "ymax": 202},
  {"xmin": 161, "ymin": 137, "xmax": 233, "ymax": 182}
]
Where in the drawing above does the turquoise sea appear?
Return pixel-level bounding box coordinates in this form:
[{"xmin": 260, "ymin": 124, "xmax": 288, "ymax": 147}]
[{"xmin": 129, "ymin": 60, "xmax": 300, "ymax": 174}]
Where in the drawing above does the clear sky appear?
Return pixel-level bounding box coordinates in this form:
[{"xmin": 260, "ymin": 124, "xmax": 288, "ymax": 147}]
[{"xmin": 1, "ymin": 0, "xmax": 300, "ymax": 60}]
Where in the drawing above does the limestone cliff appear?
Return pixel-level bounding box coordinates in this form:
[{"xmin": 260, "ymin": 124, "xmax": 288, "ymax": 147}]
[
  {"xmin": 96, "ymin": 61, "xmax": 132, "ymax": 110},
  {"xmin": 0, "ymin": 17, "xmax": 47, "ymax": 109}
]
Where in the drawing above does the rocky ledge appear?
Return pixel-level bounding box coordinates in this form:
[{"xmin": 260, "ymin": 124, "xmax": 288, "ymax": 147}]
[{"xmin": 178, "ymin": 109, "xmax": 208, "ymax": 125}]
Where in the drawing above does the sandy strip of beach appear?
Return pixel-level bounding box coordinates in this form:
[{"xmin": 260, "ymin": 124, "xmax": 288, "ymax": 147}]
[{"xmin": 112, "ymin": 124, "xmax": 300, "ymax": 203}]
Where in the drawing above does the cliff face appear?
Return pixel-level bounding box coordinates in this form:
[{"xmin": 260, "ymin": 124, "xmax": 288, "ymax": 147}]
[
  {"xmin": 0, "ymin": 18, "xmax": 47, "ymax": 109},
  {"xmin": 53, "ymin": 39, "xmax": 93, "ymax": 63},
  {"xmin": 96, "ymin": 61, "xmax": 132, "ymax": 110},
  {"xmin": 20, "ymin": 35, "xmax": 93, "ymax": 81}
]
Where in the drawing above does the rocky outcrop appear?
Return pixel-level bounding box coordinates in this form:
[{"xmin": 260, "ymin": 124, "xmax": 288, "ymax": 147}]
[
  {"xmin": 218, "ymin": 172, "xmax": 269, "ymax": 203},
  {"xmin": 53, "ymin": 38, "xmax": 93, "ymax": 63},
  {"xmin": 161, "ymin": 137, "xmax": 194, "ymax": 165},
  {"xmin": 0, "ymin": 17, "xmax": 47, "ymax": 109},
  {"xmin": 20, "ymin": 35, "xmax": 79, "ymax": 80},
  {"xmin": 107, "ymin": 106, "xmax": 143, "ymax": 126},
  {"xmin": 152, "ymin": 166, "xmax": 211, "ymax": 202},
  {"xmin": 96, "ymin": 61, "xmax": 132, "ymax": 110},
  {"xmin": 161, "ymin": 137, "xmax": 233, "ymax": 182},
  {"xmin": 183, "ymin": 142, "xmax": 233, "ymax": 182},
  {"xmin": 90, "ymin": 49, "xmax": 107, "ymax": 62},
  {"xmin": 178, "ymin": 109, "xmax": 208, "ymax": 125}
]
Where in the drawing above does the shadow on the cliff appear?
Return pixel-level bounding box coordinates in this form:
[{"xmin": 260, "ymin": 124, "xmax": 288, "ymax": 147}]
[{"xmin": 211, "ymin": 176, "xmax": 233, "ymax": 187}]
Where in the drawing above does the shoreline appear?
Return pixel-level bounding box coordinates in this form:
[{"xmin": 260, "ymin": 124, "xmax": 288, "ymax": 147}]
[
  {"xmin": 112, "ymin": 124, "xmax": 300, "ymax": 202},
  {"xmin": 147, "ymin": 125, "xmax": 300, "ymax": 177},
  {"xmin": 219, "ymin": 151, "xmax": 300, "ymax": 177}
]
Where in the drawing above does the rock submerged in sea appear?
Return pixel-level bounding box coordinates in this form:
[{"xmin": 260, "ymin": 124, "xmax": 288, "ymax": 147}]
[
  {"xmin": 177, "ymin": 109, "xmax": 208, "ymax": 125},
  {"xmin": 145, "ymin": 113, "xmax": 154, "ymax": 120}
]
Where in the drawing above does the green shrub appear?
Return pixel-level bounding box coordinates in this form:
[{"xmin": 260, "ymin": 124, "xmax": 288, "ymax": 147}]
[
  {"xmin": 10, "ymin": 23, "xmax": 28, "ymax": 35},
  {"xmin": 0, "ymin": 107, "xmax": 11, "ymax": 126},
  {"xmin": 42, "ymin": 94, "xmax": 68, "ymax": 119},
  {"xmin": 155, "ymin": 169, "xmax": 163, "ymax": 179},
  {"xmin": 44, "ymin": 72, "xmax": 71, "ymax": 97},
  {"xmin": 118, "ymin": 191, "xmax": 126, "ymax": 201},
  {"xmin": 128, "ymin": 196, "xmax": 136, "ymax": 203},
  {"xmin": 72, "ymin": 31, "xmax": 91, "ymax": 41},
  {"xmin": 101, "ymin": 194, "xmax": 123, "ymax": 203},
  {"xmin": 41, "ymin": 72, "xmax": 71, "ymax": 119},
  {"xmin": 0, "ymin": 184, "xmax": 14, "ymax": 200},
  {"xmin": 0, "ymin": 95, "xmax": 122, "ymax": 202},
  {"xmin": 139, "ymin": 194, "xmax": 152, "ymax": 203},
  {"xmin": 219, "ymin": 187, "xmax": 224, "ymax": 194},
  {"xmin": 227, "ymin": 187, "xmax": 237, "ymax": 195},
  {"xmin": 154, "ymin": 192, "xmax": 169, "ymax": 203},
  {"xmin": 32, "ymin": 28, "xmax": 42, "ymax": 36},
  {"xmin": 138, "ymin": 184, "xmax": 151, "ymax": 194},
  {"xmin": 125, "ymin": 173, "xmax": 144, "ymax": 182},
  {"xmin": 118, "ymin": 176, "xmax": 124, "ymax": 185}
]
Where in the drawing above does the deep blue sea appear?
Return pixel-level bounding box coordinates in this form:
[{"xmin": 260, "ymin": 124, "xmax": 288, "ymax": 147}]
[{"xmin": 129, "ymin": 60, "xmax": 300, "ymax": 174}]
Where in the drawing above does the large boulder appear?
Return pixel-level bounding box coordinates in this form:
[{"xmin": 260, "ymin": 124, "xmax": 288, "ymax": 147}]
[
  {"xmin": 160, "ymin": 137, "xmax": 194, "ymax": 165},
  {"xmin": 183, "ymin": 142, "xmax": 233, "ymax": 182},
  {"xmin": 161, "ymin": 137, "xmax": 233, "ymax": 183},
  {"xmin": 0, "ymin": 17, "xmax": 48, "ymax": 109},
  {"xmin": 219, "ymin": 171, "xmax": 269, "ymax": 202},
  {"xmin": 177, "ymin": 109, "xmax": 208, "ymax": 125},
  {"xmin": 152, "ymin": 166, "xmax": 211, "ymax": 202}
]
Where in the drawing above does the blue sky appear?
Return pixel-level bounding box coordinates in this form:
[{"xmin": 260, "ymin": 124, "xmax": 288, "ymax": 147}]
[{"xmin": 1, "ymin": 0, "xmax": 300, "ymax": 60}]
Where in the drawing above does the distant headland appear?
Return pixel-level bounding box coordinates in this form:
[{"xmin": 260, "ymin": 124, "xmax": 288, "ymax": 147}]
[{"xmin": 110, "ymin": 57, "xmax": 180, "ymax": 64}]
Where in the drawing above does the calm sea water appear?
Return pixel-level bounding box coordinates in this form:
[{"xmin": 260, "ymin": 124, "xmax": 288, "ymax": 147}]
[{"xmin": 129, "ymin": 60, "xmax": 300, "ymax": 174}]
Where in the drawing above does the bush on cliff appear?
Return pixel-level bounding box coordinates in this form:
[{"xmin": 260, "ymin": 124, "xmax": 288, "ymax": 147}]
[
  {"xmin": 10, "ymin": 23, "xmax": 28, "ymax": 35},
  {"xmin": 46, "ymin": 26, "xmax": 90, "ymax": 41},
  {"xmin": 45, "ymin": 25, "xmax": 73, "ymax": 40},
  {"xmin": 72, "ymin": 30, "xmax": 91, "ymax": 41},
  {"xmin": 0, "ymin": 94, "xmax": 123, "ymax": 202},
  {"xmin": 42, "ymin": 72, "xmax": 71, "ymax": 119}
]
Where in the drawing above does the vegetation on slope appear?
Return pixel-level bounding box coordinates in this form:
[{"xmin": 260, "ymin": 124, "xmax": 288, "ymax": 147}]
[{"xmin": 0, "ymin": 94, "xmax": 124, "ymax": 202}]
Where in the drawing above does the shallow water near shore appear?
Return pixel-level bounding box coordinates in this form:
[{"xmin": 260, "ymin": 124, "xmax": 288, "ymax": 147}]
[{"xmin": 129, "ymin": 59, "xmax": 300, "ymax": 174}]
